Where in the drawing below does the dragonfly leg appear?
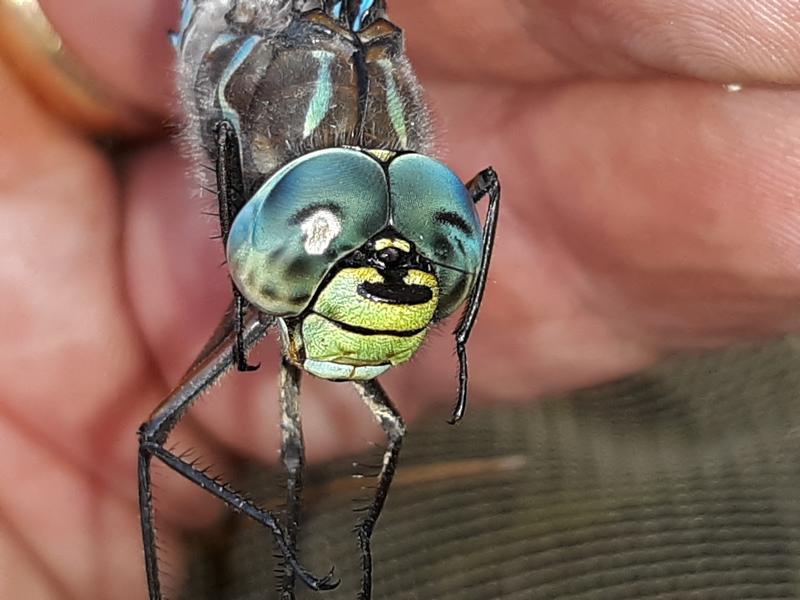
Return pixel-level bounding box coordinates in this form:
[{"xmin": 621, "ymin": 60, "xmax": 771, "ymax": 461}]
[
  {"xmin": 233, "ymin": 292, "xmax": 260, "ymax": 372},
  {"xmin": 278, "ymin": 359, "xmax": 306, "ymax": 600},
  {"xmin": 351, "ymin": 379, "xmax": 406, "ymax": 600},
  {"xmin": 449, "ymin": 167, "xmax": 501, "ymax": 424},
  {"xmin": 137, "ymin": 313, "xmax": 338, "ymax": 599},
  {"xmin": 214, "ymin": 119, "xmax": 259, "ymax": 372}
]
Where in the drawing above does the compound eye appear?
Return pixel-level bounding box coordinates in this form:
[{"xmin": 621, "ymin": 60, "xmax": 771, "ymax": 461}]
[
  {"xmin": 388, "ymin": 154, "xmax": 483, "ymax": 319},
  {"xmin": 226, "ymin": 148, "xmax": 389, "ymax": 316}
]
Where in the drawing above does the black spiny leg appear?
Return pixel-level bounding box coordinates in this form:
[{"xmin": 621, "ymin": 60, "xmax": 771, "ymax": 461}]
[
  {"xmin": 215, "ymin": 120, "xmax": 259, "ymax": 372},
  {"xmin": 449, "ymin": 167, "xmax": 501, "ymax": 424},
  {"xmin": 278, "ymin": 359, "xmax": 306, "ymax": 600},
  {"xmin": 138, "ymin": 312, "xmax": 338, "ymax": 600},
  {"xmin": 351, "ymin": 379, "xmax": 406, "ymax": 600}
]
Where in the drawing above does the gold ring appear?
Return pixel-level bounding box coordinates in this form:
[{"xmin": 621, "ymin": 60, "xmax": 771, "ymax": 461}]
[{"xmin": 0, "ymin": 0, "xmax": 157, "ymax": 137}]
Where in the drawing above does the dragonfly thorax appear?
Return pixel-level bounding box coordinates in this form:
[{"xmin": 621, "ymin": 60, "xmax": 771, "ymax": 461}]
[{"xmin": 176, "ymin": 4, "xmax": 433, "ymax": 186}]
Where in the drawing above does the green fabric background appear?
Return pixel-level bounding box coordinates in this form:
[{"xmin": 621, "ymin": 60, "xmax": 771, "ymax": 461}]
[{"xmin": 183, "ymin": 338, "xmax": 800, "ymax": 599}]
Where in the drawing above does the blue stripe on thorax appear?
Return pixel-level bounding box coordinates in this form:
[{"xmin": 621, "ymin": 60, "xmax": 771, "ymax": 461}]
[
  {"xmin": 352, "ymin": 0, "xmax": 376, "ymax": 31},
  {"xmin": 332, "ymin": 0, "xmax": 377, "ymax": 31},
  {"xmin": 170, "ymin": 0, "xmax": 197, "ymax": 50},
  {"xmin": 217, "ymin": 35, "xmax": 262, "ymax": 132},
  {"xmin": 210, "ymin": 32, "xmax": 240, "ymax": 53},
  {"xmin": 377, "ymin": 59, "xmax": 408, "ymax": 148},
  {"xmin": 303, "ymin": 51, "xmax": 335, "ymax": 139}
]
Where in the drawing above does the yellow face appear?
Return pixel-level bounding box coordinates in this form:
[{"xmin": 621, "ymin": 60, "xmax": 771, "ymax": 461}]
[{"xmin": 294, "ymin": 238, "xmax": 439, "ymax": 380}]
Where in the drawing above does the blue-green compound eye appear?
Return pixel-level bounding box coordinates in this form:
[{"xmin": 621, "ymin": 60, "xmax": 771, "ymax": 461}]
[
  {"xmin": 227, "ymin": 148, "xmax": 389, "ymax": 315},
  {"xmin": 227, "ymin": 148, "xmax": 482, "ymax": 320},
  {"xmin": 389, "ymin": 154, "xmax": 483, "ymax": 319}
]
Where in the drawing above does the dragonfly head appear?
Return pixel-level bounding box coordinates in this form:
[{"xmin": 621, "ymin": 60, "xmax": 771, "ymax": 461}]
[{"xmin": 225, "ymin": 147, "xmax": 483, "ymax": 379}]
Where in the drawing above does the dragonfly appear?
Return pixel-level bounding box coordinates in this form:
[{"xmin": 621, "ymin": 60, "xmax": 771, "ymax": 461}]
[{"xmin": 138, "ymin": 1, "xmax": 500, "ymax": 598}]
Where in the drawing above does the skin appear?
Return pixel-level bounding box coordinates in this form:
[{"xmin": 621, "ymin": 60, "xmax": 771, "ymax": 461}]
[{"xmin": 1, "ymin": 0, "xmax": 799, "ymax": 597}]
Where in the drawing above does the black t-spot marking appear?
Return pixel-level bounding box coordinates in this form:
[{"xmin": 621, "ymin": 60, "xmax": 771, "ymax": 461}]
[{"xmin": 358, "ymin": 281, "xmax": 433, "ymax": 305}]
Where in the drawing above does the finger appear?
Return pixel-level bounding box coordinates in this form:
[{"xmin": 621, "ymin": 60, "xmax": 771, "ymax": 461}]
[
  {"xmin": 415, "ymin": 80, "xmax": 800, "ymax": 399},
  {"xmin": 515, "ymin": 82, "xmax": 800, "ymax": 344},
  {"xmin": 0, "ymin": 115, "xmax": 193, "ymax": 586},
  {"xmin": 0, "ymin": 57, "xmax": 231, "ymax": 595},
  {"xmin": 40, "ymin": 0, "xmax": 800, "ymax": 122},
  {"xmin": 395, "ymin": 0, "xmax": 800, "ymax": 85},
  {"xmin": 39, "ymin": 0, "xmax": 176, "ymax": 115},
  {"xmin": 0, "ymin": 417, "xmax": 185, "ymax": 600}
]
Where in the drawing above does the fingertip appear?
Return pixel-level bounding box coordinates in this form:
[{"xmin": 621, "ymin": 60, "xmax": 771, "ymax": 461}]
[{"xmin": 40, "ymin": 0, "xmax": 178, "ymax": 117}]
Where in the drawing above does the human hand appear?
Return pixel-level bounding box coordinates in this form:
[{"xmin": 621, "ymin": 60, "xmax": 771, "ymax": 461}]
[{"xmin": 2, "ymin": 1, "xmax": 799, "ymax": 598}]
